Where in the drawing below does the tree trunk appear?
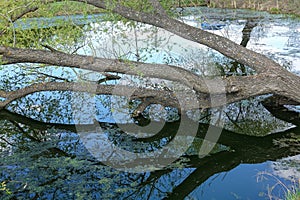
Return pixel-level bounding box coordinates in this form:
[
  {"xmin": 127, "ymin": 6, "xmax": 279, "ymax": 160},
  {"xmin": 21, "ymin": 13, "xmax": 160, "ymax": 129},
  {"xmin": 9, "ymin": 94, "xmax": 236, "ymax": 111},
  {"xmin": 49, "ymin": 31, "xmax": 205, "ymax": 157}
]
[{"xmin": 0, "ymin": 0, "xmax": 299, "ymax": 114}]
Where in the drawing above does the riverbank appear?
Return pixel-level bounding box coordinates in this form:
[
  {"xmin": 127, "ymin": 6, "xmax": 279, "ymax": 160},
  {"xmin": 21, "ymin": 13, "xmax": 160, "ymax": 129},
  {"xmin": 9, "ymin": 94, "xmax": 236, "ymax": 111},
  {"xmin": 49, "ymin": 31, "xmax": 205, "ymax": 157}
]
[
  {"xmin": 209, "ymin": 0, "xmax": 300, "ymax": 17},
  {"xmin": 25, "ymin": 1, "xmax": 300, "ymax": 18}
]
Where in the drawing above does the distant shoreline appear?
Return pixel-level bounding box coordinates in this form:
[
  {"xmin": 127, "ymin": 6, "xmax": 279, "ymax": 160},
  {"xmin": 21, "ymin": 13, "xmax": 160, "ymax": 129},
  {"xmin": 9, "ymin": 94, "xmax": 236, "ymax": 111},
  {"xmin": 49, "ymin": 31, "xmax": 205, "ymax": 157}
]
[
  {"xmin": 209, "ymin": 0, "xmax": 300, "ymax": 17},
  {"xmin": 26, "ymin": 1, "xmax": 300, "ymax": 19}
]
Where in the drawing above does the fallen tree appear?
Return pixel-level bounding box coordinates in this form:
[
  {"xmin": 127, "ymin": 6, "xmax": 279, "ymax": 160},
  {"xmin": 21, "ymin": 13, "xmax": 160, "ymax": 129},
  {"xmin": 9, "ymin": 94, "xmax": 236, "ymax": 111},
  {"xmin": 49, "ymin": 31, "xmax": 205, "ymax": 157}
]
[{"xmin": 0, "ymin": 0, "xmax": 299, "ymax": 117}]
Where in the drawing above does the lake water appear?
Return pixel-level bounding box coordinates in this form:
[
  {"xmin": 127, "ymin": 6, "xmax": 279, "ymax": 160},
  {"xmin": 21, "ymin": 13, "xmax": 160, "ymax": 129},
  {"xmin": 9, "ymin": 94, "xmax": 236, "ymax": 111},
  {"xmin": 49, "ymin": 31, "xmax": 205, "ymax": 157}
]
[{"xmin": 0, "ymin": 7, "xmax": 299, "ymax": 200}]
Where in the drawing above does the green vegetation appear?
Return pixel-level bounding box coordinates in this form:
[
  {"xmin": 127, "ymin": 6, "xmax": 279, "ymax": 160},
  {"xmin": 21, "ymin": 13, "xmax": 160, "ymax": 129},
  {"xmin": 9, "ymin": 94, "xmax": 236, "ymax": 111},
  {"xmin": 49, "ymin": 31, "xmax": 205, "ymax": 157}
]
[
  {"xmin": 0, "ymin": 181, "xmax": 11, "ymax": 195},
  {"xmin": 0, "ymin": 0, "xmax": 207, "ymax": 19},
  {"xmin": 257, "ymin": 171, "xmax": 300, "ymax": 200},
  {"xmin": 0, "ymin": 0, "xmax": 299, "ymax": 199},
  {"xmin": 285, "ymin": 181, "xmax": 300, "ymax": 200},
  {"xmin": 174, "ymin": 0, "xmax": 207, "ymax": 7},
  {"xmin": 0, "ymin": 1, "xmax": 102, "ymax": 18},
  {"xmin": 44, "ymin": 1, "xmax": 102, "ymax": 16},
  {"xmin": 286, "ymin": 188, "xmax": 300, "ymax": 200},
  {"xmin": 269, "ymin": 7, "xmax": 281, "ymax": 14}
]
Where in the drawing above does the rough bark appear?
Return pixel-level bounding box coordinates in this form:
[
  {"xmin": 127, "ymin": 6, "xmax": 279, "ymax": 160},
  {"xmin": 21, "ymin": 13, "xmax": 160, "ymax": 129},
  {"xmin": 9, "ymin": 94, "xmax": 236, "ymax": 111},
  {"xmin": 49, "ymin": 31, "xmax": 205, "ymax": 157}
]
[
  {"xmin": 0, "ymin": 46, "xmax": 289, "ymax": 111},
  {"xmin": 75, "ymin": 0, "xmax": 300, "ymax": 100},
  {"xmin": 0, "ymin": 0, "xmax": 299, "ymax": 114}
]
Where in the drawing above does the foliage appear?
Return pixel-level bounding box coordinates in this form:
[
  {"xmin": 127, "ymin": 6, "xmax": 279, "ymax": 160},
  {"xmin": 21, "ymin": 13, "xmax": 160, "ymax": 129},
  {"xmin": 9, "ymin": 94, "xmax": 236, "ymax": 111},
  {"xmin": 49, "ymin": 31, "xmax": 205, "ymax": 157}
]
[
  {"xmin": 0, "ymin": 1, "xmax": 299, "ymax": 198},
  {"xmin": 0, "ymin": 0, "xmax": 95, "ymax": 49},
  {"xmin": 286, "ymin": 188, "xmax": 300, "ymax": 200}
]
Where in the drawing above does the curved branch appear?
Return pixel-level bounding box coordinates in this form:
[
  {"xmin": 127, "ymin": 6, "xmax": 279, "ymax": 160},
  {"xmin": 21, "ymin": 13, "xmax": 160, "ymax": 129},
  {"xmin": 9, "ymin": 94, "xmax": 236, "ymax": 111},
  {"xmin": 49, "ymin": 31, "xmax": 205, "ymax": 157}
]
[
  {"xmin": 0, "ymin": 82, "xmax": 179, "ymax": 110},
  {"xmin": 2, "ymin": 46, "xmax": 297, "ymax": 109},
  {"xmin": 76, "ymin": 0, "xmax": 286, "ymax": 74},
  {"xmin": 0, "ymin": 1, "xmax": 299, "ymax": 110},
  {"xmin": 0, "ymin": 46, "xmax": 212, "ymax": 93},
  {"xmin": 0, "ymin": 74, "xmax": 285, "ymax": 111},
  {"xmin": 69, "ymin": 0, "xmax": 300, "ymax": 103},
  {"xmin": 0, "ymin": 46, "xmax": 286, "ymax": 97}
]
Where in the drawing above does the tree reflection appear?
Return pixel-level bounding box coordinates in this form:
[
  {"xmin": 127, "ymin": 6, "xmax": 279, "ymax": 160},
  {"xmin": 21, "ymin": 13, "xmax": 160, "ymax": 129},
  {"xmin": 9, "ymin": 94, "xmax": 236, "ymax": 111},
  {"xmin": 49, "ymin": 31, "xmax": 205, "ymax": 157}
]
[
  {"xmin": 1, "ymin": 9, "xmax": 300, "ymax": 200},
  {"xmin": 0, "ymin": 104, "xmax": 299, "ymax": 199}
]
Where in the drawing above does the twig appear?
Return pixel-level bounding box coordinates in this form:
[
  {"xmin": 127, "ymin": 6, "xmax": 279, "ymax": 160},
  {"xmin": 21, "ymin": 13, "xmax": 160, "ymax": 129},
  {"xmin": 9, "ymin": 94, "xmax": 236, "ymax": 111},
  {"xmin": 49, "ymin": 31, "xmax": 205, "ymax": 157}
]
[{"xmin": 41, "ymin": 44, "xmax": 62, "ymax": 53}]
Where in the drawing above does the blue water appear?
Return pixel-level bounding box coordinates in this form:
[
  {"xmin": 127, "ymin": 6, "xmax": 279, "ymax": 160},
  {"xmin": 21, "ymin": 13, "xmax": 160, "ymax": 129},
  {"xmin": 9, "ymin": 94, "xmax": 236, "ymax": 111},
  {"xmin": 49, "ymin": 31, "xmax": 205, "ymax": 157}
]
[
  {"xmin": 188, "ymin": 162, "xmax": 291, "ymax": 200},
  {"xmin": 13, "ymin": 14, "xmax": 104, "ymax": 30},
  {"xmin": 1, "ymin": 7, "xmax": 300, "ymax": 200}
]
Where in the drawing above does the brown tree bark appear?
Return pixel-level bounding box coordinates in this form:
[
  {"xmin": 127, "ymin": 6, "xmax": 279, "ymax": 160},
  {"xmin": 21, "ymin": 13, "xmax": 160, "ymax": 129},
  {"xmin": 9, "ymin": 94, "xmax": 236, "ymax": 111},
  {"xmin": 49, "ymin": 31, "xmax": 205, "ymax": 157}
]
[{"xmin": 0, "ymin": 0, "xmax": 299, "ymax": 114}]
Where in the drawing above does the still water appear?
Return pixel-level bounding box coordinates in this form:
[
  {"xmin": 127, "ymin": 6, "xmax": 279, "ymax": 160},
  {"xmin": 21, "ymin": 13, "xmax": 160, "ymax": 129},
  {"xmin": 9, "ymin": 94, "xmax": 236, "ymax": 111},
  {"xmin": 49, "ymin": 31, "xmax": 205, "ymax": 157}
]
[{"xmin": 0, "ymin": 7, "xmax": 300, "ymax": 199}]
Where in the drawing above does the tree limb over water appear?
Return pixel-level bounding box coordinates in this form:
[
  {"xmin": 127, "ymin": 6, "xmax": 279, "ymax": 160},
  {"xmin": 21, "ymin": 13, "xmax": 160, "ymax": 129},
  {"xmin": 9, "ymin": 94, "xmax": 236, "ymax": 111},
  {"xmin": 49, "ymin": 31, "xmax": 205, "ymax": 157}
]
[
  {"xmin": 1, "ymin": 2, "xmax": 300, "ymax": 199},
  {"xmin": 0, "ymin": 0, "xmax": 299, "ymax": 114}
]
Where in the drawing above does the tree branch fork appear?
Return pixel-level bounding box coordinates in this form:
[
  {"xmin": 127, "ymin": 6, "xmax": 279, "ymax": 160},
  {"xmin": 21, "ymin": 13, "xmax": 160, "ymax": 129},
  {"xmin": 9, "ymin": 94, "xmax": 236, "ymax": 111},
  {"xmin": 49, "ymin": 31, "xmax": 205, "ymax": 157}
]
[{"xmin": 0, "ymin": 0, "xmax": 299, "ymax": 114}]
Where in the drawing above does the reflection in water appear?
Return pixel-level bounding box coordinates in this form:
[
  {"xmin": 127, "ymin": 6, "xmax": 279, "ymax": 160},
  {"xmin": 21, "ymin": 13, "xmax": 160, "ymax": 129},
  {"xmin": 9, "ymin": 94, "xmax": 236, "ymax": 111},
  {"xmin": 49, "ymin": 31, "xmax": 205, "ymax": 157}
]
[
  {"xmin": 0, "ymin": 7, "xmax": 300, "ymax": 200},
  {"xmin": 272, "ymin": 154, "xmax": 300, "ymax": 181},
  {"xmin": 0, "ymin": 106, "xmax": 299, "ymax": 199}
]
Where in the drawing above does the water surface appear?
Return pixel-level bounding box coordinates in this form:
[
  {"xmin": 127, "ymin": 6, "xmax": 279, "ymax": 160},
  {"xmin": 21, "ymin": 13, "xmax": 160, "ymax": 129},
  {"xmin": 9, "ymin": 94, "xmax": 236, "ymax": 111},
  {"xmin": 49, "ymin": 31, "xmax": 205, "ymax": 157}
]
[{"xmin": 1, "ymin": 7, "xmax": 299, "ymax": 200}]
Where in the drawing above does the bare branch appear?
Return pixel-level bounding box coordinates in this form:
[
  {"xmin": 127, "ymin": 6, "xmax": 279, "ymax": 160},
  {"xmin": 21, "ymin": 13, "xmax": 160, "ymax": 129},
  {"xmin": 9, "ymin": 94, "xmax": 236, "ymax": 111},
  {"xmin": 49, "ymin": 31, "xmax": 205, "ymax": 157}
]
[
  {"xmin": 0, "ymin": 74, "xmax": 288, "ymax": 112},
  {"xmin": 70, "ymin": 0, "xmax": 300, "ymax": 104},
  {"xmin": 2, "ymin": 45, "xmax": 298, "ymax": 105},
  {"xmin": 0, "ymin": 82, "xmax": 179, "ymax": 110},
  {"xmin": 41, "ymin": 44, "xmax": 62, "ymax": 53},
  {"xmin": 10, "ymin": 6, "xmax": 38, "ymax": 23},
  {"xmin": 0, "ymin": 46, "xmax": 288, "ymax": 99},
  {"xmin": 0, "ymin": 46, "xmax": 214, "ymax": 94},
  {"xmin": 132, "ymin": 97, "xmax": 154, "ymax": 117}
]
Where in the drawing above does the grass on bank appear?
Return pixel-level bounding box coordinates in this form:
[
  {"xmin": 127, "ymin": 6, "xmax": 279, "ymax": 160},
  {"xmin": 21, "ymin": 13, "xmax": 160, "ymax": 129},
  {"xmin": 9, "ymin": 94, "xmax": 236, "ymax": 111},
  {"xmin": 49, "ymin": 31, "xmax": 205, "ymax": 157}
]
[
  {"xmin": 209, "ymin": 0, "xmax": 300, "ymax": 17},
  {"xmin": 257, "ymin": 171, "xmax": 300, "ymax": 200},
  {"xmin": 1, "ymin": 0, "xmax": 208, "ymax": 19}
]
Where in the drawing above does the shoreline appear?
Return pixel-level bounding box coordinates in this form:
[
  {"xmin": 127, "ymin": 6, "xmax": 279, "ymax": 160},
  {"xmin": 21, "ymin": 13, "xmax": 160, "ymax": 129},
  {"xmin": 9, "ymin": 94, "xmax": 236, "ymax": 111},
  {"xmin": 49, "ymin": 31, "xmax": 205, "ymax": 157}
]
[
  {"xmin": 24, "ymin": 1, "xmax": 300, "ymax": 19},
  {"xmin": 208, "ymin": 0, "xmax": 300, "ymax": 17}
]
